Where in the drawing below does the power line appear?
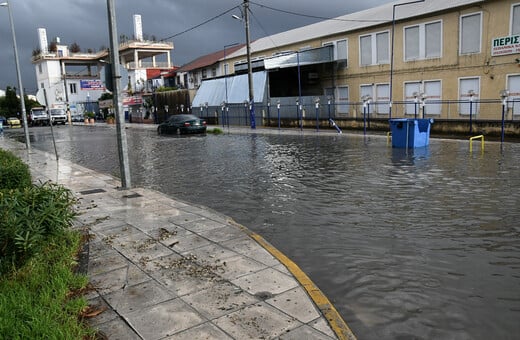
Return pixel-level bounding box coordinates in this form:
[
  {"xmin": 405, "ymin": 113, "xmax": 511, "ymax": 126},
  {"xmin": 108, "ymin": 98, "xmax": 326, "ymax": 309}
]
[
  {"xmin": 249, "ymin": 1, "xmax": 386, "ymax": 23},
  {"xmin": 160, "ymin": 5, "xmax": 241, "ymax": 41}
]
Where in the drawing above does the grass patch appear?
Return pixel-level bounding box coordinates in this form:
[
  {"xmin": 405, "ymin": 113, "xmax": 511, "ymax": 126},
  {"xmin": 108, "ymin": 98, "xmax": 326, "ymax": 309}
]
[
  {"xmin": 0, "ymin": 230, "xmax": 94, "ymax": 339},
  {"xmin": 207, "ymin": 127, "xmax": 223, "ymax": 134}
]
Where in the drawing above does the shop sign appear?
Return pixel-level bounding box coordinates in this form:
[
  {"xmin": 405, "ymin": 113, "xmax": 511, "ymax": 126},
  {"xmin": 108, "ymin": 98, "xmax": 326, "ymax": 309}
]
[{"xmin": 492, "ymin": 35, "xmax": 520, "ymax": 56}]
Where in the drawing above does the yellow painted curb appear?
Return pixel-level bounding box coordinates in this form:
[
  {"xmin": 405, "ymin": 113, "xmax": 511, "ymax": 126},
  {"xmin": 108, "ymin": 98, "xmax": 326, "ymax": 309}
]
[{"xmin": 229, "ymin": 220, "xmax": 357, "ymax": 340}]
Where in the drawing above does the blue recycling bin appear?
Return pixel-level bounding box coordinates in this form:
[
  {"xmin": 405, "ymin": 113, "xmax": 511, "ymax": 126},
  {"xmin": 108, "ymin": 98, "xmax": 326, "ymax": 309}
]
[{"xmin": 389, "ymin": 118, "xmax": 433, "ymax": 148}]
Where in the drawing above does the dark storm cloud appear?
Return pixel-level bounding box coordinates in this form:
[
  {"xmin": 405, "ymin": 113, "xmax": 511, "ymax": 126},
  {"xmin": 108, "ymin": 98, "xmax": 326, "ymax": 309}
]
[{"xmin": 0, "ymin": 0, "xmax": 393, "ymax": 94}]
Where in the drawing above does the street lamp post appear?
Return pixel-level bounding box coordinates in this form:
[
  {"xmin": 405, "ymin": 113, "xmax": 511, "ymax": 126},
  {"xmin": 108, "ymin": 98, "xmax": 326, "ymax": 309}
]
[
  {"xmin": 500, "ymin": 89, "xmax": 509, "ymax": 143},
  {"xmin": 390, "ymin": 0, "xmax": 425, "ymax": 120},
  {"xmin": 1, "ymin": 0, "xmax": 30, "ymax": 150},
  {"xmin": 362, "ymin": 95, "xmax": 372, "ymax": 135},
  {"xmin": 420, "ymin": 92, "xmax": 427, "ymax": 118},
  {"xmin": 413, "ymin": 92, "xmax": 419, "ymax": 119},
  {"xmin": 468, "ymin": 90, "xmax": 475, "ymax": 134}
]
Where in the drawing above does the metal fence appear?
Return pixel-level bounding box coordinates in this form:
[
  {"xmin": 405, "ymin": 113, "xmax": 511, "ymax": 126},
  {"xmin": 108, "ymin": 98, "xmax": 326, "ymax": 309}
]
[{"xmin": 192, "ymin": 98, "xmax": 520, "ymax": 128}]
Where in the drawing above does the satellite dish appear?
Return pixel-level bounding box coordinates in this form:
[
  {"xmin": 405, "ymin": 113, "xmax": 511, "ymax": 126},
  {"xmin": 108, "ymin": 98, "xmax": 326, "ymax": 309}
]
[{"xmin": 36, "ymin": 89, "xmax": 46, "ymax": 106}]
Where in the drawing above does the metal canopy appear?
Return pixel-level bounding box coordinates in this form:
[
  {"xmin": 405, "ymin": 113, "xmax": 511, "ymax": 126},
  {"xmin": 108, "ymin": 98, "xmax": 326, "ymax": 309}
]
[{"xmin": 192, "ymin": 71, "xmax": 267, "ymax": 107}]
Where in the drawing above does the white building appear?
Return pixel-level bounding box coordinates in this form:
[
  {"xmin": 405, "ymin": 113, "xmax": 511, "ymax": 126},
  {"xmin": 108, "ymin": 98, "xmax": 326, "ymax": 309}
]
[{"xmin": 31, "ymin": 15, "xmax": 175, "ymax": 118}]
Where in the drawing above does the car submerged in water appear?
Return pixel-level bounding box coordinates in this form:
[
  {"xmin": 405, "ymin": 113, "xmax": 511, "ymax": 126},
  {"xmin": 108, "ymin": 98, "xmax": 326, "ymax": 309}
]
[{"xmin": 157, "ymin": 114, "xmax": 207, "ymax": 135}]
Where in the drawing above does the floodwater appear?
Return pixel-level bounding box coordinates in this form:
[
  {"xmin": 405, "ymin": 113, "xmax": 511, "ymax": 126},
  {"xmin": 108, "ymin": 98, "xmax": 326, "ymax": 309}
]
[{"xmin": 14, "ymin": 125, "xmax": 520, "ymax": 339}]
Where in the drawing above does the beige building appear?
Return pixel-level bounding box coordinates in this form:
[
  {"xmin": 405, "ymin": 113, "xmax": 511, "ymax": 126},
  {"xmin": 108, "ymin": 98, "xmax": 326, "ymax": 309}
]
[{"xmin": 194, "ymin": 0, "xmax": 520, "ymax": 131}]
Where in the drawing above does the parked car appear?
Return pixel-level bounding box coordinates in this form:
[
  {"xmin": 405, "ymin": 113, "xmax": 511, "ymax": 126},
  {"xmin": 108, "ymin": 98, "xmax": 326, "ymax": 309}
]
[
  {"xmin": 29, "ymin": 107, "xmax": 49, "ymax": 126},
  {"xmin": 6, "ymin": 117, "xmax": 21, "ymax": 128},
  {"xmin": 71, "ymin": 113, "xmax": 84, "ymax": 122},
  {"xmin": 49, "ymin": 109, "xmax": 67, "ymax": 125},
  {"xmin": 157, "ymin": 114, "xmax": 207, "ymax": 135}
]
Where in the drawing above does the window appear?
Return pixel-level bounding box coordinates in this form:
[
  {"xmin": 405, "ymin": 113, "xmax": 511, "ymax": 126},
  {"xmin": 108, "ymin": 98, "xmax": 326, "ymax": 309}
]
[
  {"xmin": 337, "ymin": 86, "xmax": 349, "ymax": 114},
  {"xmin": 201, "ymin": 69, "xmax": 207, "ymax": 79},
  {"xmin": 211, "ymin": 67, "xmax": 217, "ymax": 78},
  {"xmin": 405, "ymin": 21, "xmax": 442, "ymax": 60},
  {"xmin": 360, "ymin": 36, "xmax": 372, "ymax": 65},
  {"xmin": 425, "ymin": 22, "xmax": 442, "ymax": 58},
  {"xmin": 460, "ymin": 13, "xmax": 482, "ymax": 54},
  {"xmin": 375, "ymin": 84, "xmax": 389, "ymax": 114},
  {"xmin": 459, "ymin": 77, "xmax": 480, "ymax": 115},
  {"xmin": 405, "ymin": 26, "xmax": 420, "ymax": 60},
  {"xmin": 41, "ymin": 83, "xmax": 44, "ymax": 89},
  {"xmin": 376, "ymin": 32, "xmax": 389, "ymax": 64},
  {"xmin": 223, "ymin": 63, "xmax": 229, "ymax": 76},
  {"xmin": 337, "ymin": 40, "xmax": 347, "ymax": 60},
  {"xmin": 38, "ymin": 64, "xmax": 43, "ymax": 74},
  {"xmin": 507, "ymin": 74, "xmax": 520, "ymax": 115},
  {"xmin": 69, "ymin": 83, "xmax": 77, "ymax": 94},
  {"xmin": 424, "ymin": 80, "xmax": 441, "ymax": 115},
  {"xmin": 512, "ymin": 4, "xmax": 520, "ymax": 35},
  {"xmin": 323, "ymin": 39, "xmax": 348, "ymax": 61},
  {"xmin": 360, "ymin": 31, "xmax": 389, "ymax": 65}
]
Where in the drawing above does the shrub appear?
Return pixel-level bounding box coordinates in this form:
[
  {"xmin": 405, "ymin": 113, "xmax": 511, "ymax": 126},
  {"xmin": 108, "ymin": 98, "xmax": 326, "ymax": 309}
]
[
  {"xmin": 0, "ymin": 149, "xmax": 32, "ymax": 190},
  {"xmin": 0, "ymin": 182, "xmax": 77, "ymax": 273}
]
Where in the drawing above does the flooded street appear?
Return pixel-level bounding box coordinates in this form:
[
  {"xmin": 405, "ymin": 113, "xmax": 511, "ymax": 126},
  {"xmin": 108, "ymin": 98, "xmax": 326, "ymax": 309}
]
[{"xmin": 11, "ymin": 125, "xmax": 520, "ymax": 339}]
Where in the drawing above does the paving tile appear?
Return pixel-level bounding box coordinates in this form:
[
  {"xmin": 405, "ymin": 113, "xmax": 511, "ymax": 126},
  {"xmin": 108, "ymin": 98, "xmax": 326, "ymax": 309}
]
[
  {"xmin": 110, "ymin": 232, "xmax": 174, "ymax": 263},
  {"xmin": 221, "ymin": 237, "xmax": 281, "ymax": 267},
  {"xmin": 266, "ymin": 287, "xmax": 321, "ymax": 323},
  {"xmin": 278, "ymin": 324, "xmax": 336, "ymax": 340},
  {"xmin": 150, "ymin": 225, "xmax": 212, "ymax": 252},
  {"xmin": 92, "ymin": 317, "xmax": 141, "ymax": 340},
  {"xmin": 88, "ymin": 250, "xmax": 129, "ymax": 276},
  {"xmin": 168, "ymin": 212, "xmax": 206, "ymax": 226},
  {"xmin": 89, "ymin": 263, "xmax": 151, "ymax": 295},
  {"xmin": 183, "ymin": 218, "xmax": 228, "ymax": 233},
  {"xmin": 85, "ymin": 296, "xmax": 119, "ymax": 326},
  {"xmin": 181, "ymin": 243, "xmax": 238, "ymax": 262},
  {"xmin": 142, "ymin": 254, "xmax": 222, "ymax": 296},
  {"xmin": 197, "ymin": 225, "xmax": 250, "ymax": 243},
  {"xmin": 126, "ymin": 298, "xmax": 206, "ymax": 340},
  {"xmin": 231, "ymin": 267, "xmax": 299, "ymax": 296},
  {"xmin": 103, "ymin": 280, "xmax": 174, "ymax": 314},
  {"xmin": 310, "ymin": 317, "xmax": 337, "ymax": 338},
  {"xmin": 165, "ymin": 322, "xmax": 233, "ymax": 339},
  {"xmin": 217, "ymin": 254, "xmax": 268, "ymax": 281},
  {"xmin": 214, "ymin": 302, "xmax": 301, "ymax": 339},
  {"xmin": 182, "ymin": 281, "xmax": 258, "ymax": 319}
]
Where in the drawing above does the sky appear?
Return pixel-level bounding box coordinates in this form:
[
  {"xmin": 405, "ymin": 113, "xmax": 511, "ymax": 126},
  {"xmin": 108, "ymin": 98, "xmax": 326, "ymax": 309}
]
[{"xmin": 0, "ymin": 0, "xmax": 394, "ymax": 95}]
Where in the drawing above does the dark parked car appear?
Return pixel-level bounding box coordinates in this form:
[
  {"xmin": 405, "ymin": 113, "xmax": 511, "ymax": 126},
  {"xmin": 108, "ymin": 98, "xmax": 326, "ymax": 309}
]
[{"xmin": 157, "ymin": 114, "xmax": 207, "ymax": 135}]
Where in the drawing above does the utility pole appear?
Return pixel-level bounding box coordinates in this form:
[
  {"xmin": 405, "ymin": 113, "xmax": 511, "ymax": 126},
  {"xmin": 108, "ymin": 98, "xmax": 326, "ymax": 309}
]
[
  {"xmin": 107, "ymin": 0, "xmax": 131, "ymax": 189},
  {"xmin": 244, "ymin": 0, "xmax": 256, "ymax": 128},
  {"xmin": 1, "ymin": 1, "xmax": 30, "ymax": 149}
]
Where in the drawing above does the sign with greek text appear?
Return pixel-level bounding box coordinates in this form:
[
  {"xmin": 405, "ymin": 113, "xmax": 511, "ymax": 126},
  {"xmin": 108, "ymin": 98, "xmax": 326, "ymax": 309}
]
[
  {"xmin": 491, "ymin": 35, "xmax": 520, "ymax": 56},
  {"xmin": 80, "ymin": 80, "xmax": 105, "ymax": 90}
]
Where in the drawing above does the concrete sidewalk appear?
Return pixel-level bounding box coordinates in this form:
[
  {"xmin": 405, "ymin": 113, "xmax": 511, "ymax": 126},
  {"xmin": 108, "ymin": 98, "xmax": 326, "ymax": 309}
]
[{"xmin": 1, "ymin": 136, "xmax": 355, "ymax": 340}]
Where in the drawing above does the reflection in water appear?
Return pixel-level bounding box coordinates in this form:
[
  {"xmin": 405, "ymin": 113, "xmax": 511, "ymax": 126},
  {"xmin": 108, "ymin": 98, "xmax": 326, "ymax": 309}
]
[{"xmin": 25, "ymin": 126, "xmax": 520, "ymax": 340}]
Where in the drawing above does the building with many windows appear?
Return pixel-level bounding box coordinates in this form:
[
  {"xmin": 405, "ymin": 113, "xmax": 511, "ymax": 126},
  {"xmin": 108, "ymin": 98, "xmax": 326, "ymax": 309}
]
[{"xmin": 193, "ymin": 0, "xmax": 520, "ymax": 133}]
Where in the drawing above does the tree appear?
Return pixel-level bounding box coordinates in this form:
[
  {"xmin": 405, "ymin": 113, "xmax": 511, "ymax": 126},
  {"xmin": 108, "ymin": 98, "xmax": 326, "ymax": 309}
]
[
  {"xmin": 69, "ymin": 42, "xmax": 81, "ymax": 53},
  {"xmin": 49, "ymin": 41, "xmax": 57, "ymax": 52},
  {"xmin": 3, "ymin": 86, "xmax": 20, "ymax": 117}
]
